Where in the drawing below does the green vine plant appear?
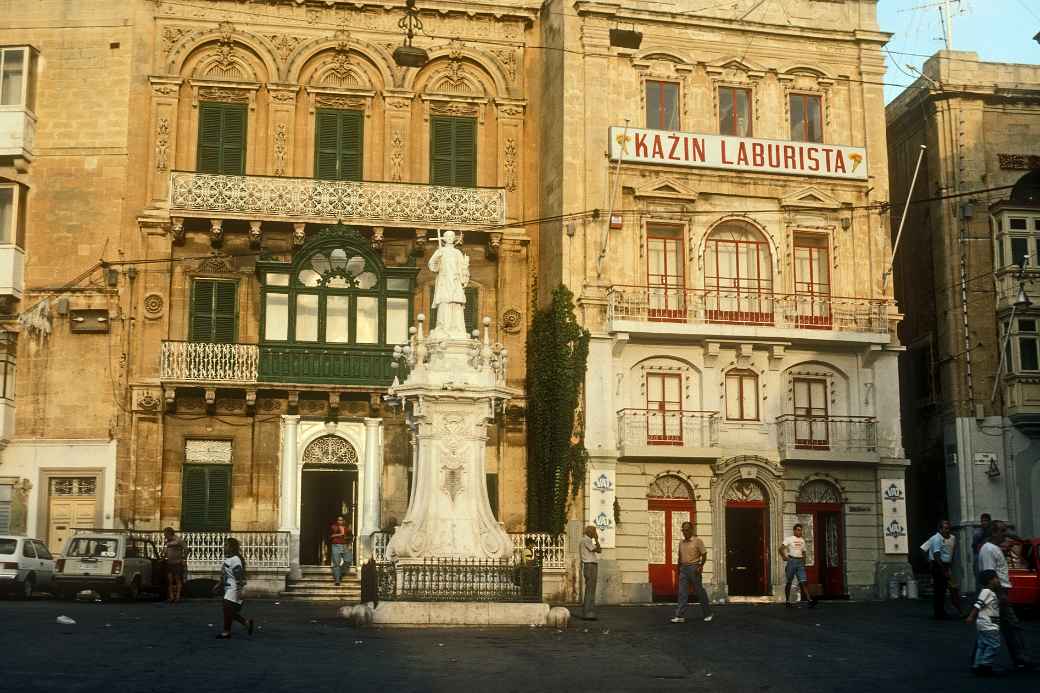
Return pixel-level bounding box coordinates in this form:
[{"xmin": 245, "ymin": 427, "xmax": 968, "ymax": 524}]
[{"xmin": 525, "ymin": 285, "xmax": 591, "ymax": 536}]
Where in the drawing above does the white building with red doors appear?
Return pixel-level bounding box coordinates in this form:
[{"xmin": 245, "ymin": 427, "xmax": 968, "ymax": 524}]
[{"xmin": 538, "ymin": 0, "xmax": 909, "ymax": 603}]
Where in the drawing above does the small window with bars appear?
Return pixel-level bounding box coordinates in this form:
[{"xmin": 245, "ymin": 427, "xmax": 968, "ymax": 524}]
[{"xmin": 49, "ymin": 477, "xmax": 97, "ymax": 496}]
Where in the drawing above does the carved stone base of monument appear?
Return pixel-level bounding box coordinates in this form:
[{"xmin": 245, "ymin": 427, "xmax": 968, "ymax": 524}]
[{"xmin": 386, "ymin": 335, "xmax": 516, "ymax": 563}]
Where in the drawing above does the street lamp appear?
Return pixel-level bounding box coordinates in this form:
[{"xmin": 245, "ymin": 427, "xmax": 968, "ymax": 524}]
[{"xmin": 393, "ymin": 0, "xmax": 428, "ymax": 68}]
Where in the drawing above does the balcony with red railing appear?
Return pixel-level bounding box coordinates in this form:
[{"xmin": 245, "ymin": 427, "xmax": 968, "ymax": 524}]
[
  {"xmin": 775, "ymin": 414, "xmax": 879, "ymax": 462},
  {"xmin": 606, "ymin": 286, "xmax": 890, "ymax": 342},
  {"xmin": 616, "ymin": 408, "xmax": 721, "ymax": 458}
]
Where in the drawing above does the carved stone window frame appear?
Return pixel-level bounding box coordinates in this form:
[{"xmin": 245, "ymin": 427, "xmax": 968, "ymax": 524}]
[
  {"xmin": 785, "ymin": 365, "xmax": 840, "ymax": 415},
  {"xmin": 706, "ymin": 66, "xmax": 764, "ymax": 136},
  {"xmin": 187, "ymin": 79, "xmax": 261, "ymax": 176},
  {"xmin": 779, "ymin": 74, "xmax": 833, "ymax": 143},
  {"xmin": 419, "ymin": 94, "xmax": 489, "ymax": 185},
  {"xmin": 304, "ymin": 86, "xmax": 377, "ymax": 179},
  {"xmin": 634, "ymin": 61, "xmax": 694, "ymax": 131}
]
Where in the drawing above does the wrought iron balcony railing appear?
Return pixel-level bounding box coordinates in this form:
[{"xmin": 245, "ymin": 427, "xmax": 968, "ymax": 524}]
[
  {"xmin": 510, "ymin": 532, "xmax": 568, "ymax": 571},
  {"xmin": 168, "ymin": 171, "xmax": 506, "ymax": 229},
  {"xmin": 161, "ymin": 341, "xmax": 259, "ymax": 384},
  {"xmin": 616, "ymin": 408, "xmax": 720, "ymax": 449},
  {"xmin": 70, "ymin": 529, "xmax": 291, "ymax": 572},
  {"xmin": 775, "ymin": 414, "xmax": 878, "ymax": 454},
  {"xmin": 607, "ymin": 286, "xmax": 889, "ymax": 334}
]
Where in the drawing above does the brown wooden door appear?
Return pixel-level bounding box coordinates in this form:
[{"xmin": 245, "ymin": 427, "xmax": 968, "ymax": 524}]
[
  {"xmin": 647, "ymin": 498, "xmax": 694, "ymax": 600},
  {"xmin": 726, "ymin": 503, "xmax": 768, "ymax": 596}
]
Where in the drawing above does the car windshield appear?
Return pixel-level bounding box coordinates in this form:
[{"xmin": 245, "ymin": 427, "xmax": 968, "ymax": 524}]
[
  {"xmin": 66, "ymin": 538, "xmax": 119, "ymax": 558},
  {"xmin": 0, "ymin": 538, "xmax": 15, "ymax": 555}
]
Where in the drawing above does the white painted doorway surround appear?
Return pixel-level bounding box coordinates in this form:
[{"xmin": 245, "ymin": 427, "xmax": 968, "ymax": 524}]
[{"xmin": 278, "ymin": 416, "xmax": 383, "ymax": 576}]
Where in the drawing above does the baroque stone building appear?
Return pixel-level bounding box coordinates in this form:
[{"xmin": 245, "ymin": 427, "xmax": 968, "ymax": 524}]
[
  {"xmin": 540, "ymin": 0, "xmax": 908, "ymax": 602},
  {"xmin": 887, "ymin": 50, "xmax": 1040, "ymax": 589},
  {"xmin": 0, "ymin": 0, "xmax": 538, "ymax": 582}
]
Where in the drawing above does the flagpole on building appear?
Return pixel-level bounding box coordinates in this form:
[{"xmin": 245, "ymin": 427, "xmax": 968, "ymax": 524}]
[{"xmin": 881, "ymin": 144, "xmax": 927, "ymax": 294}]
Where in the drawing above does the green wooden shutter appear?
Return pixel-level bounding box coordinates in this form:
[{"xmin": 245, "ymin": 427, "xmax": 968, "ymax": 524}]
[
  {"xmin": 190, "ymin": 279, "xmax": 237, "ymax": 343},
  {"xmin": 315, "ymin": 110, "xmax": 341, "ymax": 180},
  {"xmin": 197, "ymin": 103, "xmax": 223, "ymax": 173},
  {"xmin": 315, "ymin": 110, "xmax": 363, "ymax": 181},
  {"xmin": 197, "ymin": 102, "xmax": 246, "ymax": 175},
  {"xmin": 452, "ymin": 118, "xmax": 476, "ymax": 187},
  {"xmin": 205, "ymin": 466, "xmax": 232, "ymax": 531},
  {"xmin": 220, "ymin": 105, "xmax": 247, "ymax": 175},
  {"xmin": 430, "ymin": 117, "xmax": 454, "ymax": 185},
  {"xmin": 190, "ymin": 280, "xmax": 215, "ymax": 342},
  {"xmin": 340, "ymin": 111, "xmax": 363, "ymax": 181},
  {"xmin": 464, "ymin": 287, "xmax": 479, "ymax": 335},
  {"xmin": 181, "ymin": 466, "xmax": 208, "ymax": 531},
  {"xmin": 181, "ymin": 465, "xmax": 232, "ymax": 531}
]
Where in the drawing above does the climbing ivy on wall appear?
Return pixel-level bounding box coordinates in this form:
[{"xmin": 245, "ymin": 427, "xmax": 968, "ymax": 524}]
[{"xmin": 526, "ymin": 285, "xmax": 590, "ymax": 535}]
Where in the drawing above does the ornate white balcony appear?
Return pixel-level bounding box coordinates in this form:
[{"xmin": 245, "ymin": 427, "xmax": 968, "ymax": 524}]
[
  {"xmin": 0, "ymin": 109, "xmax": 35, "ymax": 161},
  {"xmin": 616, "ymin": 408, "xmax": 721, "ymax": 458},
  {"xmin": 168, "ymin": 171, "xmax": 506, "ymax": 229},
  {"xmin": 775, "ymin": 414, "xmax": 879, "ymax": 462},
  {"xmin": 607, "ymin": 286, "xmax": 891, "ymax": 343},
  {"xmin": 160, "ymin": 341, "xmax": 258, "ymax": 384}
]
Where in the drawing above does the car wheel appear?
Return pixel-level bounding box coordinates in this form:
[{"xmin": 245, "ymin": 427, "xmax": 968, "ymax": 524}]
[
  {"xmin": 126, "ymin": 577, "xmax": 141, "ymax": 601},
  {"xmin": 20, "ymin": 575, "xmax": 34, "ymax": 600}
]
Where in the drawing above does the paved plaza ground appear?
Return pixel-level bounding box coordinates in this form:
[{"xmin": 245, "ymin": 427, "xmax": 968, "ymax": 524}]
[{"xmin": 0, "ymin": 597, "xmax": 1035, "ymax": 692}]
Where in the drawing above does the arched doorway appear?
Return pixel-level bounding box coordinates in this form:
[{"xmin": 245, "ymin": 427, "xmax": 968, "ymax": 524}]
[
  {"xmin": 647, "ymin": 474, "xmax": 695, "ymax": 601},
  {"xmin": 797, "ymin": 480, "xmax": 845, "ymax": 598},
  {"xmin": 725, "ymin": 478, "xmax": 770, "ymax": 596},
  {"xmin": 299, "ymin": 435, "xmax": 359, "ymax": 566}
]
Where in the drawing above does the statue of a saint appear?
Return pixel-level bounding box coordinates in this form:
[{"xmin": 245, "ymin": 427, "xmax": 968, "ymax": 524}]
[{"xmin": 429, "ymin": 230, "xmax": 470, "ymax": 338}]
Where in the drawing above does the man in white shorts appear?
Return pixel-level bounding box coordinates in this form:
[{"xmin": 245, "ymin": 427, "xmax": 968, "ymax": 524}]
[{"xmin": 779, "ymin": 524, "xmax": 817, "ymax": 608}]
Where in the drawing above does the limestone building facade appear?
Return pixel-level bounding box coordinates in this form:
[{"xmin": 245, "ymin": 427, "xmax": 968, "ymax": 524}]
[
  {"xmin": 0, "ymin": 0, "xmax": 539, "ymax": 581},
  {"xmin": 887, "ymin": 51, "xmax": 1040, "ymax": 589},
  {"xmin": 540, "ymin": 0, "xmax": 908, "ymax": 602}
]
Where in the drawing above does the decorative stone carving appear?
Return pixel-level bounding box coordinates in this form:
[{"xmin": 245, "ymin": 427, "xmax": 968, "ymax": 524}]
[
  {"xmin": 269, "ymin": 88, "xmax": 297, "ymax": 104},
  {"xmin": 498, "ymin": 104, "xmax": 524, "ymax": 117},
  {"xmin": 185, "ymin": 439, "xmax": 233, "ymax": 464},
  {"xmin": 998, "ymin": 153, "xmax": 1040, "ymax": 170},
  {"xmin": 171, "ymin": 217, "xmax": 185, "ymax": 244},
  {"xmin": 647, "ymin": 474, "xmax": 693, "ymax": 499},
  {"xmin": 389, "ymin": 130, "xmax": 404, "ymax": 181},
  {"xmin": 161, "ymin": 26, "xmax": 194, "ymax": 57},
  {"xmin": 136, "ymin": 390, "xmax": 161, "ymax": 413},
  {"xmin": 491, "ymin": 48, "xmax": 519, "ymax": 84},
  {"xmin": 264, "ymin": 33, "xmax": 304, "ymax": 61},
  {"xmin": 315, "ymin": 94, "xmax": 367, "ymax": 110},
  {"xmin": 155, "ymin": 117, "xmax": 170, "ymax": 171},
  {"xmin": 429, "ymin": 231, "xmax": 471, "ymax": 339},
  {"xmin": 293, "ymin": 222, "xmax": 306, "ymax": 246},
  {"xmin": 485, "ymin": 231, "xmax": 502, "ymax": 260},
  {"xmin": 301, "ymin": 434, "xmax": 359, "ymax": 467},
  {"xmin": 198, "ymin": 86, "xmax": 250, "ymax": 103},
  {"xmin": 249, "ymin": 220, "xmax": 263, "ymax": 246},
  {"xmin": 798, "ymin": 479, "xmax": 842, "ymax": 504},
  {"xmin": 501, "ymin": 308, "xmax": 522, "ymax": 333},
  {"xmin": 503, "ymin": 137, "xmax": 518, "ymax": 192},
  {"xmin": 195, "ymin": 255, "xmax": 234, "ymax": 274},
  {"xmin": 273, "ymin": 123, "xmax": 288, "ymax": 175},
  {"xmin": 143, "ymin": 293, "xmax": 165, "ymax": 320},
  {"xmin": 725, "ymin": 478, "xmax": 765, "ymax": 502},
  {"xmin": 371, "ymin": 227, "xmax": 384, "ymax": 250},
  {"xmin": 209, "ymin": 219, "xmax": 223, "ymax": 246},
  {"xmin": 429, "ymin": 100, "xmax": 480, "ymax": 116}
]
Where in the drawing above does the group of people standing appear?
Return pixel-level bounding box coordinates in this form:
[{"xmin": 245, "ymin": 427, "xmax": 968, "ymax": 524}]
[{"xmin": 924, "ymin": 514, "xmax": 1032, "ymax": 676}]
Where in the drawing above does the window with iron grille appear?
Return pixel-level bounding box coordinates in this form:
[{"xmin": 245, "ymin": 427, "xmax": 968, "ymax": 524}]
[{"xmin": 49, "ymin": 478, "xmax": 97, "ymax": 496}]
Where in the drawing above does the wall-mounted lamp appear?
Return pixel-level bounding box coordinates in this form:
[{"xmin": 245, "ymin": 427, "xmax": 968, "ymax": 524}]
[
  {"xmin": 840, "ymin": 217, "xmax": 851, "ymax": 231},
  {"xmin": 105, "ymin": 268, "xmax": 119, "ymax": 287},
  {"xmin": 960, "ymin": 202, "xmax": 975, "ymax": 220}
]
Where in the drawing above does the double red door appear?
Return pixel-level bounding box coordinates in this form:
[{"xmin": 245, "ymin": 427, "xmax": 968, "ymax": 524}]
[
  {"xmin": 647, "ymin": 498, "xmax": 694, "ymax": 600},
  {"xmin": 796, "ymin": 503, "xmax": 845, "ymax": 597}
]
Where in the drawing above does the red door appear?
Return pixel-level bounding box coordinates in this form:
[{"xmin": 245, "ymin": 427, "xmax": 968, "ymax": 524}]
[
  {"xmin": 795, "ymin": 503, "xmax": 845, "ymax": 597},
  {"xmin": 647, "ymin": 498, "xmax": 694, "ymax": 600}
]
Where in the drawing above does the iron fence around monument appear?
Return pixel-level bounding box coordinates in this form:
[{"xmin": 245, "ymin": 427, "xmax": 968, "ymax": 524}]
[{"xmin": 376, "ymin": 558, "xmax": 543, "ymax": 603}]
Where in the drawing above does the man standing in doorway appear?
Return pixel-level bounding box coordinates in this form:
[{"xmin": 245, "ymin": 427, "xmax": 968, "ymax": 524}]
[
  {"xmin": 979, "ymin": 521, "xmax": 1034, "ymax": 670},
  {"xmin": 780, "ymin": 524, "xmax": 817, "ymax": 608},
  {"xmin": 580, "ymin": 525, "xmax": 602, "ymax": 620},
  {"xmin": 972, "ymin": 513, "xmax": 992, "ymax": 576},
  {"xmin": 670, "ymin": 521, "xmax": 713, "ymax": 623},
  {"xmin": 329, "ymin": 515, "xmax": 353, "ymax": 586},
  {"xmin": 924, "ymin": 520, "xmax": 960, "ymax": 619}
]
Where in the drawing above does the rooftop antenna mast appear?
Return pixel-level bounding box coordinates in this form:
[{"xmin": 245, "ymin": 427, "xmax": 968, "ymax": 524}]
[{"xmin": 900, "ymin": 0, "xmax": 966, "ymax": 50}]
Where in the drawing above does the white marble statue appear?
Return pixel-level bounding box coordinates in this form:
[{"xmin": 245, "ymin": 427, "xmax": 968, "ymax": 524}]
[{"xmin": 428, "ymin": 230, "xmax": 470, "ymax": 339}]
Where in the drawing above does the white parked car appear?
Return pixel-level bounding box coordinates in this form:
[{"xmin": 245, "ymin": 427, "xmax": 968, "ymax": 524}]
[
  {"xmin": 0, "ymin": 535, "xmax": 56, "ymax": 599},
  {"xmin": 53, "ymin": 532, "xmax": 166, "ymax": 600}
]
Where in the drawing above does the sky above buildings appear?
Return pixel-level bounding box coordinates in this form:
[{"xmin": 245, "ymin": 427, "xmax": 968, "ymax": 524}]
[{"xmin": 879, "ymin": 0, "xmax": 1040, "ymax": 102}]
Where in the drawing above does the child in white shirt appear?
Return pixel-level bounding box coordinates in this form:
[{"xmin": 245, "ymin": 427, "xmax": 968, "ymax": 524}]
[{"xmin": 966, "ymin": 569, "xmax": 1002, "ymax": 676}]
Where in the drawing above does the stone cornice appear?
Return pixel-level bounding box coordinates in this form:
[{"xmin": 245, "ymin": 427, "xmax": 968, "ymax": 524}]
[
  {"xmin": 573, "ymin": 1, "xmax": 892, "ymax": 46},
  {"xmin": 199, "ymin": 0, "xmax": 542, "ymax": 24}
]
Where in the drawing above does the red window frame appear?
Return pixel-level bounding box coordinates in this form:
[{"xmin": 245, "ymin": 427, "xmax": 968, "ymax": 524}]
[
  {"xmin": 793, "ymin": 240, "xmax": 831, "ymax": 329},
  {"xmin": 793, "ymin": 377, "xmax": 829, "ymax": 449},
  {"xmin": 646, "ymin": 372, "xmax": 683, "ymax": 445},
  {"xmin": 705, "ymin": 236, "xmax": 773, "ymax": 325},
  {"xmin": 719, "ymin": 86, "xmax": 752, "ymax": 137},
  {"xmin": 789, "ymin": 93, "xmax": 823, "ymax": 143},
  {"xmin": 646, "ymin": 80, "xmax": 680, "ymax": 130},
  {"xmin": 647, "ymin": 230, "xmax": 685, "ymax": 322},
  {"xmin": 725, "ymin": 370, "xmax": 759, "ymax": 421}
]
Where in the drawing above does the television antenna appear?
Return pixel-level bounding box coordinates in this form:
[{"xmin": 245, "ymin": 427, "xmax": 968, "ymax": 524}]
[{"xmin": 898, "ymin": 0, "xmax": 968, "ymax": 50}]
